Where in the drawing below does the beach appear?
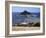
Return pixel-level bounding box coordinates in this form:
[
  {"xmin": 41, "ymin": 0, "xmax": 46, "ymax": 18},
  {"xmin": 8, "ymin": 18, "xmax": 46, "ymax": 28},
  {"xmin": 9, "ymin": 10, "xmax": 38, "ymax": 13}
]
[{"xmin": 12, "ymin": 26, "xmax": 40, "ymax": 31}]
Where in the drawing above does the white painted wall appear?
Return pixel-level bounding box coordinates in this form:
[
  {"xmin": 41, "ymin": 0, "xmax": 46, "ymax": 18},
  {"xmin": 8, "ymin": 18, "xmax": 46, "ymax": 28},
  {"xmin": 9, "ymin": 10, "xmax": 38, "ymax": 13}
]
[{"xmin": 0, "ymin": 0, "xmax": 46, "ymax": 38}]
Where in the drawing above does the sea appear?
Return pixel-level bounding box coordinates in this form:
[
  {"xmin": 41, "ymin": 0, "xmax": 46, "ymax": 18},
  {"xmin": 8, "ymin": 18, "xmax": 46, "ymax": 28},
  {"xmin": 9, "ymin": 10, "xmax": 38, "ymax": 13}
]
[{"xmin": 12, "ymin": 12, "xmax": 40, "ymax": 25}]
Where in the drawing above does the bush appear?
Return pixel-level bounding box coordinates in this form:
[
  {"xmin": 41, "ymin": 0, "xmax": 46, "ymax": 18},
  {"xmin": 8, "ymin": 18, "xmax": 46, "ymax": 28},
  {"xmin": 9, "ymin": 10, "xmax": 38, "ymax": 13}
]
[{"xmin": 34, "ymin": 22, "xmax": 40, "ymax": 27}]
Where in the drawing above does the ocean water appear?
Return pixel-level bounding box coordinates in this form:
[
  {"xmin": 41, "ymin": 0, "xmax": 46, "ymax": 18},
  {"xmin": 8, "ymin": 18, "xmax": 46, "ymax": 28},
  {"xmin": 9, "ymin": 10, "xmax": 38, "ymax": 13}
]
[{"xmin": 12, "ymin": 13, "xmax": 40, "ymax": 25}]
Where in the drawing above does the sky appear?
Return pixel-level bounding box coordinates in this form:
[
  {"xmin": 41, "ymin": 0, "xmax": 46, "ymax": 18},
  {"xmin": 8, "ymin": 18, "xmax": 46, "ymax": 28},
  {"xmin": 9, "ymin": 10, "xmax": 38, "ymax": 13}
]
[{"xmin": 12, "ymin": 6, "xmax": 40, "ymax": 13}]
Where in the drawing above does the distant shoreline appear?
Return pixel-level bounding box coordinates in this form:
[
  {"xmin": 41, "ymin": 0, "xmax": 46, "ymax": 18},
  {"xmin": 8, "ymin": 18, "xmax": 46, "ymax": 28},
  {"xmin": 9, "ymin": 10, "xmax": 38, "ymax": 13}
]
[{"xmin": 12, "ymin": 22, "xmax": 40, "ymax": 27}]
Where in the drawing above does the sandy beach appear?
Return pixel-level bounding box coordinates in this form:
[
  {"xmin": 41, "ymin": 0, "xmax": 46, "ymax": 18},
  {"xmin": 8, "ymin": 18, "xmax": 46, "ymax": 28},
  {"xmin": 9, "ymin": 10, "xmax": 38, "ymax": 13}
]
[{"xmin": 12, "ymin": 26, "xmax": 40, "ymax": 31}]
